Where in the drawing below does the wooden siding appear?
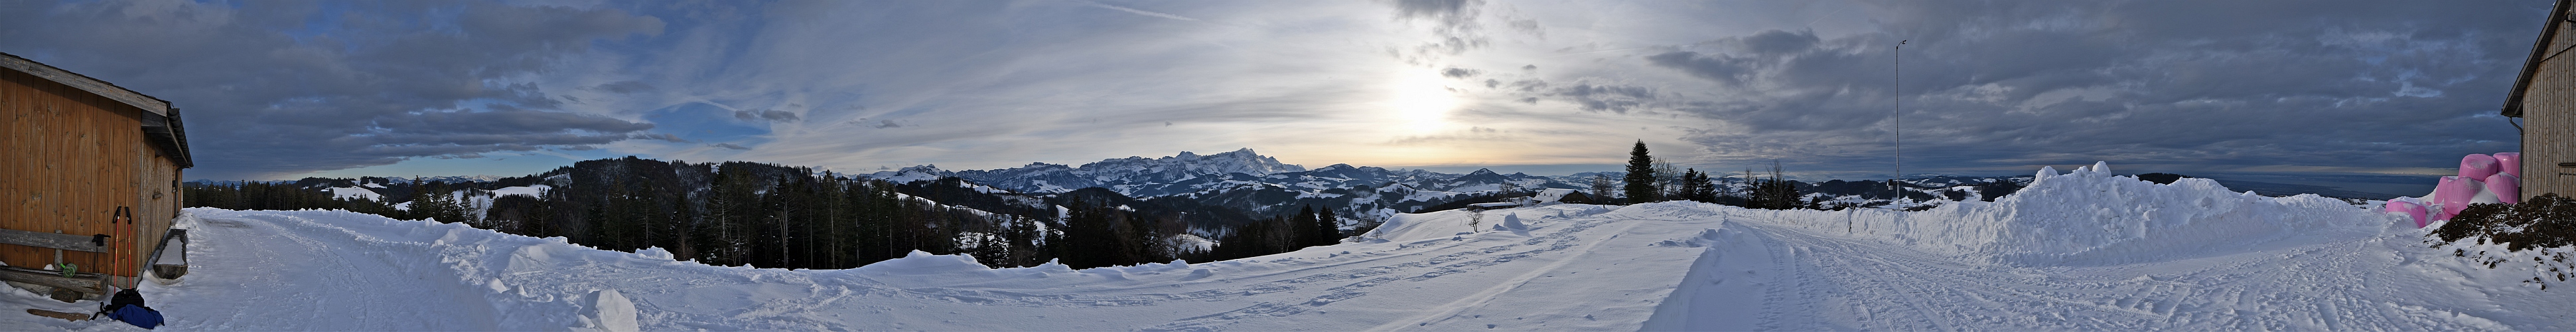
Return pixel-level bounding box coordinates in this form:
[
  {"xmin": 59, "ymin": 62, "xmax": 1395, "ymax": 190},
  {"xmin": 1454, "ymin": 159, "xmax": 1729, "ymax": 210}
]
[
  {"xmin": 1, "ymin": 66, "xmax": 171, "ymax": 280},
  {"xmin": 2526, "ymin": 9, "xmax": 2576, "ymax": 202}
]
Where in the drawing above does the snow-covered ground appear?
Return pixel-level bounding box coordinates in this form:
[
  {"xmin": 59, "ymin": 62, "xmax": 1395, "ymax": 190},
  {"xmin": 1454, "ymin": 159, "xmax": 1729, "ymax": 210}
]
[
  {"xmin": 8, "ymin": 163, "xmax": 2571, "ymax": 330},
  {"xmin": 324, "ymin": 187, "xmax": 382, "ymax": 201}
]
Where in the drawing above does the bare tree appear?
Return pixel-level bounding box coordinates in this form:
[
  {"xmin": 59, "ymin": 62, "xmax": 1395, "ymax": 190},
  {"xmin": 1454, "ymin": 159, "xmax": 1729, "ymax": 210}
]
[
  {"xmin": 1652, "ymin": 157, "xmax": 1681, "ymax": 201},
  {"xmin": 1589, "ymin": 174, "xmax": 1616, "ymax": 201}
]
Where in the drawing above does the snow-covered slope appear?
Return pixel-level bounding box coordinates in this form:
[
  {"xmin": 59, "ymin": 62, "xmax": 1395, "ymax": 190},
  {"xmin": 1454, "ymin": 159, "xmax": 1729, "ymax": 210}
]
[
  {"xmin": 326, "ymin": 187, "xmax": 384, "ymax": 201},
  {"xmin": 15, "ymin": 163, "xmax": 2568, "ymax": 330},
  {"xmin": 490, "ymin": 185, "xmax": 550, "ymax": 198},
  {"xmin": 1741, "ymin": 162, "xmax": 2386, "ymax": 266}
]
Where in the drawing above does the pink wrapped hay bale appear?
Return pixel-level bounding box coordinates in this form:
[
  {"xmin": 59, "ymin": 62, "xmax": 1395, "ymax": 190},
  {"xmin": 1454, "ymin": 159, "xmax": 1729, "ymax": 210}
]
[
  {"xmin": 2494, "ymin": 152, "xmax": 2522, "ymax": 178},
  {"xmin": 2488, "ymin": 173, "xmax": 2521, "ymax": 205},
  {"xmin": 2384, "ymin": 200, "xmax": 2429, "ymax": 228},
  {"xmin": 2434, "ymin": 176, "xmax": 2486, "ymax": 220},
  {"xmin": 2460, "ymin": 154, "xmax": 2501, "ymax": 181}
]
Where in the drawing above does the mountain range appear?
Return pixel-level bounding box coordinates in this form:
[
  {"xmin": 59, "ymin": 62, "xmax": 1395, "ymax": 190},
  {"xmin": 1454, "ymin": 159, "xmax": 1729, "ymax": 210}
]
[{"xmin": 207, "ymin": 148, "xmax": 2403, "ymax": 234}]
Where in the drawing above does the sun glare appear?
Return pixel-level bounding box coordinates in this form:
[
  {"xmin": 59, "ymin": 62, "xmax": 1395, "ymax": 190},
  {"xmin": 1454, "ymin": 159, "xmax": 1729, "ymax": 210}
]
[{"xmin": 1387, "ymin": 70, "xmax": 1460, "ymax": 132}]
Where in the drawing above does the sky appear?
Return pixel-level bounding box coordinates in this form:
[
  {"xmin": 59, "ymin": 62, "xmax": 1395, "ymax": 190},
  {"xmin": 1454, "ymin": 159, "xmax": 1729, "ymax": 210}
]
[{"xmin": 0, "ymin": 0, "xmax": 2550, "ymax": 183}]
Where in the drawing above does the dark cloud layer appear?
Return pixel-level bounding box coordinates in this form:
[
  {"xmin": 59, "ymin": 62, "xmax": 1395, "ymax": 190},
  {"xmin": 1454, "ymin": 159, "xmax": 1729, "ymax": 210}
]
[
  {"xmin": 0, "ymin": 1, "xmax": 664, "ymax": 179},
  {"xmin": 1512, "ymin": 0, "xmax": 2541, "ymax": 176},
  {"xmin": 1, "ymin": 0, "xmax": 2545, "ymax": 181}
]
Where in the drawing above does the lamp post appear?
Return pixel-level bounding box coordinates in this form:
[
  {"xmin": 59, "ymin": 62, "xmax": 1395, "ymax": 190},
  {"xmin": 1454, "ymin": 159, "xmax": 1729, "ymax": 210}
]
[{"xmin": 1892, "ymin": 40, "xmax": 1906, "ymax": 196}]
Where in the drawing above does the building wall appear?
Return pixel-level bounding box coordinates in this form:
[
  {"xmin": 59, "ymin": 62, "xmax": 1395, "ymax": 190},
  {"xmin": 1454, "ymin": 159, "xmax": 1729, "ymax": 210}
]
[
  {"xmin": 1, "ymin": 66, "xmax": 167, "ymax": 278},
  {"xmin": 131, "ymin": 148, "xmax": 177, "ymax": 283},
  {"xmin": 2528, "ymin": 13, "xmax": 2576, "ymax": 202}
]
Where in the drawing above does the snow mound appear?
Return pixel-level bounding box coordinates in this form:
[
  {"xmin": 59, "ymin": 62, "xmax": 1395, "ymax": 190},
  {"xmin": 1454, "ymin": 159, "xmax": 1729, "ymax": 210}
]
[
  {"xmin": 1721, "ymin": 162, "xmax": 2387, "ymax": 266},
  {"xmin": 1361, "ymin": 204, "xmax": 1612, "ymax": 242},
  {"xmin": 328, "ymin": 187, "xmax": 384, "ymax": 201},
  {"xmin": 852, "ymin": 250, "xmax": 994, "ymax": 276},
  {"xmin": 1530, "ymin": 188, "xmax": 1580, "ymax": 204},
  {"xmin": 576, "ymin": 290, "xmax": 639, "ymax": 332},
  {"xmin": 492, "ymin": 185, "xmax": 551, "ymax": 198}
]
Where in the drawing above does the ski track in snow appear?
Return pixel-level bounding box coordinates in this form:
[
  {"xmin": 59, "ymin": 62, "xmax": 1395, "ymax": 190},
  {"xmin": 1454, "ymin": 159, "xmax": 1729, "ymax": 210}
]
[{"xmin": 8, "ymin": 167, "xmax": 2574, "ymax": 330}]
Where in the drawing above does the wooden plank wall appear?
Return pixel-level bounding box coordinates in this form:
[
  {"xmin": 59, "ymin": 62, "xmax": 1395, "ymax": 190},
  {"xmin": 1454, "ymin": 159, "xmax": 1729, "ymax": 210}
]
[
  {"xmin": 1, "ymin": 66, "xmax": 151, "ymax": 278},
  {"xmin": 127, "ymin": 153, "xmax": 177, "ymax": 284},
  {"xmin": 2527, "ymin": 12, "xmax": 2576, "ymax": 202}
]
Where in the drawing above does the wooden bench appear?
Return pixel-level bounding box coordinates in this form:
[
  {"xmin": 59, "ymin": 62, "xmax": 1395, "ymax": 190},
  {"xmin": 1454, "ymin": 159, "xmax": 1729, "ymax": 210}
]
[{"xmin": 0, "ymin": 228, "xmax": 114, "ymax": 301}]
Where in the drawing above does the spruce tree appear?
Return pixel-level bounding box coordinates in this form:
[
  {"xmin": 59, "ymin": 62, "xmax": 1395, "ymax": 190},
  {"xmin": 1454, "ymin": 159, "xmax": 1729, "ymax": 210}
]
[
  {"xmin": 1695, "ymin": 170, "xmax": 1719, "ymax": 203},
  {"xmin": 1313, "ymin": 208, "xmax": 1340, "ymax": 246},
  {"xmin": 1623, "ymin": 140, "xmax": 1659, "ymax": 204},
  {"xmin": 1292, "ymin": 206, "xmax": 1323, "ymax": 247}
]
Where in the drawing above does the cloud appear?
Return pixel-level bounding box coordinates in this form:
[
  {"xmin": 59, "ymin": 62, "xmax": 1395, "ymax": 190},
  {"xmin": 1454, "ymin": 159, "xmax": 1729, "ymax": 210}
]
[
  {"xmin": 0, "ymin": 1, "xmax": 665, "ymax": 179},
  {"xmin": 1440, "ymin": 67, "xmax": 1481, "ymax": 78},
  {"xmin": 1569, "ymin": 0, "xmax": 2543, "ymax": 177},
  {"xmin": 630, "ymin": 133, "xmax": 691, "ymax": 143},
  {"xmin": 1547, "ymin": 80, "xmax": 1662, "ymax": 114},
  {"xmin": 1075, "ymin": 1, "xmax": 1200, "ymax": 21},
  {"xmin": 1386, "ymin": 126, "xmax": 1515, "ymax": 145},
  {"xmin": 7, "ymin": 0, "xmax": 2537, "ymax": 181},
  {"xmin": 1387, "ymin": 0, "xmax": 1488, "ymax": 57},
  {"xmin": 590, "ymin": 80, "xmax": 654, "ymax": 94},
  {"xmin": 733, "ymin": 109, "xmax": 801, "ymax": 122},
  {"xmin": 375, "ymin": 106, "xmax": 654, "ymax": 135}
]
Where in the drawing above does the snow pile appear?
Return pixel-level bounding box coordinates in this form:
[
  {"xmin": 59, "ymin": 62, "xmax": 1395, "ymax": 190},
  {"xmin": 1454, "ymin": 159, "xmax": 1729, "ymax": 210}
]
[
  {"xmin": 491, "ymin": 185, "xmax": 551, "ymax": 199},
  {"xmin": 1529, "ymin": 188, "xmax": 1580, "ymax": 204},
  {"xmin": 1725, "ymin": 162, "xmax": 2386, "ymax": 266},
  {"xmin": 327, "ymin": 187, "xmax": 384, "ymax": 201},
  {"xmin": 575, "ymin": 290, "xmax": 639, "ymax": 332},
  {"xmin": 1360, "ymin": 204, "xmax": 1612, "ymax": 242}
]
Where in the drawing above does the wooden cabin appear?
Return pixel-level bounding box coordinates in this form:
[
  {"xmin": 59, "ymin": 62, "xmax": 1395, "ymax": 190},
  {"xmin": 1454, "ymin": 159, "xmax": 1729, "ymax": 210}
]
[
  {"xmin": 2506, "ymin": 0, "xmax": 2576, "ymax": 202},
  {"xmin": 1, "ymin": 52, "xmax": 192, "ymax": 298}
]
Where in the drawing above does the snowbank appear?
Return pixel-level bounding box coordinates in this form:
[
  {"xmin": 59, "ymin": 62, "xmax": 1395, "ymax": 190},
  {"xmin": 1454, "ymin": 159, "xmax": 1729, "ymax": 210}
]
[
  {"xmin": 1359, "ymin": 204, "xmax": 1613, "ymax": 242},
  {"xmin": 328, "ymin": 187, "xmax": 384, "ymax": 201},
  {"xmin": 492, "ymin": 185, "xmax": 551, "ymax": 198},
  {"xmin": 1706, "ymin": 162, "xmax": 2386, "ymax": 266}
]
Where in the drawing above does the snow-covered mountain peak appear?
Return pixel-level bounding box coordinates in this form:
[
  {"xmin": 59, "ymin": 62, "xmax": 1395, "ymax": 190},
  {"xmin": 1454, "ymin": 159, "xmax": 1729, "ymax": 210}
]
[
  {"xmin": 1449, "ymin": 169, "xmax": 1511, "ymax": 183},
  {"xmin": 944, "ymin": 149, "xmax": 1311, "ymax": 195},
  {"xmin": 868, "ymin": 165, "xmax": 956, "ymax": 183},
  {"xmin": 1131, "ymin": 148, "xmax": 1299, "ymax": 175},
  {"xmin": 1076, "ymin": 148, "xmax": 1301, "ymax": 175}
]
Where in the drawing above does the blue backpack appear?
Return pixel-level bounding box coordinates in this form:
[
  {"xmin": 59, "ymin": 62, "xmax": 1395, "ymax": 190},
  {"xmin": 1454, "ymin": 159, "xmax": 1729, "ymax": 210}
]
[{"xmin": 94, "ymin": 289, "xmax": 162, "ymax": 329}]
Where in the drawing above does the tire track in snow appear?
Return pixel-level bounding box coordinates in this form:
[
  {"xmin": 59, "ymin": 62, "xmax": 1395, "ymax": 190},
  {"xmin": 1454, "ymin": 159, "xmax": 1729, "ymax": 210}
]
[
  {"xmin": 1366, "ymin": 212, "xmax": 1659, "ymax": 331},
  {"xmin": 1713, "ymin": 207, "xmax": 2502, "ymax": 331},
  {"xmin": 1147, "ymin": 210, "xmax": 1634, "ymax": 331}
]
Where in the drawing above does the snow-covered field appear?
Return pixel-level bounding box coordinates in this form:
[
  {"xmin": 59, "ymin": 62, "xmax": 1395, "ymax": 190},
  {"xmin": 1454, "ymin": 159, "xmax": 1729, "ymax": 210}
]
[{"xmin": 9, "ymin": 164, "xmax": 2572, "ymax": 330}]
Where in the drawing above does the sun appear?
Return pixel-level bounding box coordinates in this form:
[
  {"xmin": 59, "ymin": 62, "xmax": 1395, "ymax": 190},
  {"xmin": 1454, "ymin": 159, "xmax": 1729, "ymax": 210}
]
[{"xmin": 1386, "ymin": 70, "xmax": 1460, "ymax": 132}]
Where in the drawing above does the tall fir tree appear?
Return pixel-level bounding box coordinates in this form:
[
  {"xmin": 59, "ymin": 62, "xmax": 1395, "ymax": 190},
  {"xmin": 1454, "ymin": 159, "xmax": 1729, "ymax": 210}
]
[
  {"xmin": 1291, "ymin": 206, "xmax": 1321, "ymax": 247},
  {"xmin": 1313, "ymin": 208, "xmax": 1340, "ymax": 246},
  {"xmin": 1674, "ymin": 169, "xmax": 1701, "ymax": 203},
  {"xmin": 1623, "ymin": 140, "xmax": 1659, "ymax": 204}
]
